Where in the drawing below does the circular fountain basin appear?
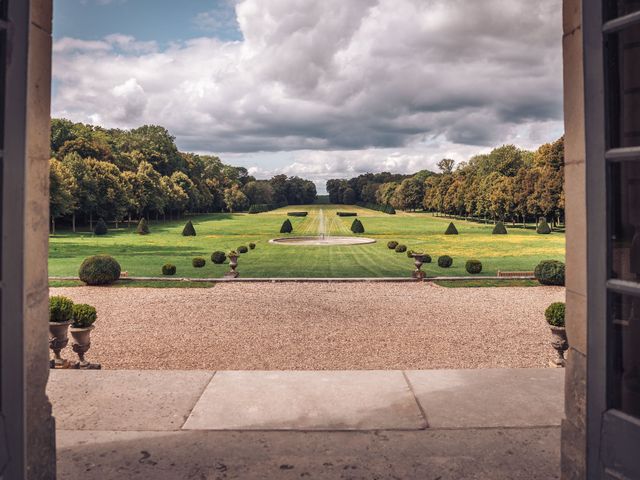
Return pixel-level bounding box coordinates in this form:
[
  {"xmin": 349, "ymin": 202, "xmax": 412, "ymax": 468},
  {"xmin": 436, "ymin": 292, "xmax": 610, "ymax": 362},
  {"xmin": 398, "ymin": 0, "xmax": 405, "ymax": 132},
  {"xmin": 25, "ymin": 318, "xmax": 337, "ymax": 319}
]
[{"xmin": 269, "ymin": 236, "xmax": 376, "ymax": 246}]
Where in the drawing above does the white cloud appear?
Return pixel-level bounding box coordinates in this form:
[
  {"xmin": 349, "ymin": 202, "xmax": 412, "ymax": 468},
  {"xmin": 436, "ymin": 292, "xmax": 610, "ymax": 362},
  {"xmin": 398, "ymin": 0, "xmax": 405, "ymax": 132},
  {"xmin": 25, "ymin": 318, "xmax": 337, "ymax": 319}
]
[{"xmin": 52, "ymin": 0, "xmax": 563, "ymax": 185}]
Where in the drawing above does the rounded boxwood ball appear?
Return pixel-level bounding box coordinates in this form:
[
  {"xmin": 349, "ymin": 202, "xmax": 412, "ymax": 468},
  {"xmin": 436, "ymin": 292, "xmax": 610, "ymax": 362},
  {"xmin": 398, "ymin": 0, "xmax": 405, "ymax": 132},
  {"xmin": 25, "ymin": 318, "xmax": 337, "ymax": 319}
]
[
  {"xmin": 79, "ymin": 255, "xmax": 121, "ymax": 285},
  {"xmin": 192, "ymin": 257, "xmax": 206, "ymax": 268},
  {"xmin": 545, "ymin": 302, "xmax": 566, "ymax": 327},
  {"xmin": 249, "ymin": 242, "xmax": 256, "ymax": 250},
  {"xmin": 395, "ymin": 244, "xmax": 407, "ymax": 253},
  {"xmin": 238, "ymin": 245, "xmax": 249, "ymax": 254},
  {"xmin": 162, "ymin": 264, "xmax": 176, "ymax": 275},
  {"xmin": 438, "ymin": 255, "xmax": 453, "ymax": 268},
  {"xmin": 387, "ymin": 241, "xmax": 399, "ymax": 249},
  {"xmin": 465, "ymin": 259, "xmax": 483, "ymax": 274},
  {"xmin": 211, "ymin": 251, "xmax": 226, "ymax": 264},
  {"xmin": 534, "ymin": 260, "xmax": 565, "ymax": 285}
]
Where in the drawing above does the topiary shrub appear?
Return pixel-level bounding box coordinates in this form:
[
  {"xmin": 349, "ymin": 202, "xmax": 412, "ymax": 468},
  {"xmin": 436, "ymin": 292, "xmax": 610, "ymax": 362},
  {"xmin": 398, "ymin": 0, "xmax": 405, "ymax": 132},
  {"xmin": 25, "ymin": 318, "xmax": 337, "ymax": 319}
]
[
  {"xmin": 444, "ymin": 222, "xmax": 458, "ymax": 235},
  {"xmin": 421, "ymin": 253, "xmax": 432, "ymax": 263},
  {"xmin": 211, "ymin": 251, "xmax": 226, "ymax": 264},
  {"xmin": 238, "ymin": 245, "xmax": 249, "ymax": 254},
  {"xmin": 534, "ymin": 260, "xmax": 565, "ymax": 285},
  {"xmin": 192, "ymin": 257, "xmax": 206, "ymax": 268},
  {"xmin": 337, "ymin": 212, "xmax": 357, "ymax": 217},
  {"xmin": 94, "ymin": 218, "xmax": 108, "ymax": 236},
  {"xmin": 162, "ymin": 263, "xmax": 176, "ymax": 275},
  {"xmin": 71, "ymin": 304, "xmax": 97, "ymax": 328},
  {"xmin": 49, "ymin": 296, "xmax": 74, "ymax": 323},
  {"xmin": 537, "ymin": 217, "xmax": 552, "ymax": 234},
  {"xmin": 182, "ymin": 220, "xmax": 196, "ymax": 236},
  {"xmin": 545, "ymin": 302, "xmax": 566, "ymax": 327},
  {"xmin": 395, "ymin": 244, "xmax": 407, "ymax": 253},
  {"xmin": 407, "ymin": 249, "xmax": 414, "ymax": 258},
  {"xmin": 79, "ymin": 255, "xmax": 121, "ymax": 285},
  {"xmin": 465, "ymin": 259, "xmax": 483, "ymax": 274},
  {"xmin": 351, "ymin": 218, "xmax": 365, "ymax": 233},
  {"xmin": 249, "ymin": 242, "xmax": 256, "ymax": 250},
  {"xmin": 280, "ymin": 219, "xmax": 293, "ymax": 234},
  {"xmin": 438, "ymin": 255, "xmax": 453, "ymax": 268},
  {"xmin": 136, "ymin": 218, "xmax": 150, "ymax": 235},
  {"xmin": 387, "ymin": 241, "xmax": 399, "ymax": 249},
  {"xmin": 287, "ymin": 212, "xmax": 308, "ymax": 217},
  {"xmin": 492, "ymin": 221, "xmax": 508, "ymax": 235}
]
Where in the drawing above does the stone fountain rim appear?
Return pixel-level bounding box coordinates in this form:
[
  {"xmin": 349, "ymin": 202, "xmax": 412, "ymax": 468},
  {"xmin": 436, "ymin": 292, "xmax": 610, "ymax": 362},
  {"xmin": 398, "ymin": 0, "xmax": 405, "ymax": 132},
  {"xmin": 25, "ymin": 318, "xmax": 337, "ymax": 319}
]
[{"xmin": 269, "ymin": 236, "xmax": 377, "ymax": 246}]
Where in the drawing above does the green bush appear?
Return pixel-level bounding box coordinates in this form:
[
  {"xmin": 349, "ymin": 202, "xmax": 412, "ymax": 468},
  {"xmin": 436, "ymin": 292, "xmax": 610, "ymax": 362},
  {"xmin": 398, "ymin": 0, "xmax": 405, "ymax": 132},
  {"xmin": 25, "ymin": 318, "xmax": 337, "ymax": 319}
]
[
  {"xmin": 337, "ymin": 212, "xmax": 357, "ymax": 217},
  {"xmin": 356, "ymin": 202, "xmax": 395, "ymax": 214},
  {"xmin": 211, "ymin": 251, "xmax": 226, "ymax": 264},
  {"xmin": 249, "ymin": 242, "xmax": 256, "ymax": 250},
  {"xmin": 438, "ymin": 255, "xmax": 453, "ymax": 268},
  {"xmin": 238, "ymin": 245, "xmax": 249, "ymax": 253},
  {"xmin": 192, "ymin": 257, "xmax": 206, "ymax": 268},
  {"xmin": 182, "ymin": 220, "xmax": 196, "ymax": 236},
  {"xmin": 71, "ymin": 304, "xmax": 97, "ymax": 328},
  {"xmin": 407, "ymin": 249, "xmax": 414, "ymax": 258},
  {"xmin": 248, "ymin": 202, "xmax": 287, "ymax": 214},
  {"xmin": 287, "ymin": 212, "xmax": 308, "ymax": 217},
  {"xmin": 387, "ymin": 241, "xmax": 399, "ymax": 249},
  {"xmin": 94, "ymin": 218, "xmax": 108, "ymax": 235},
  {"xmin": 492, "ymin": 221, "xmax": 508, "ymax": 235},
  {"xmin": 545, "ymin": 302, "xmax": 566, "ymax": 327},
  {"xmin": 534, "ymin": 260, "xmax": 565, "ymax": 286},
  {"xmin": 537, "ymin": 218, "xmax": 552, "ymax": 234},
  {"xmin": 421, "ymin": 253, "xmax": 432, "ymax": 263},
  {"xmin": 162, "ymin": 264, "xmax": 176, "ymax": 275},
  {"xmin": 78, "ymin": 255, "xmax": 121, "ymax": 285},
  {"xmin": 280, "ymin": 219, "xmax": 293, "ymax": 233},
  {"xmin": 351, "ymin": 218, "xmax": 365, "ymax": 233},
  {"xmin": 136, "ymin": 218, "xmax": 150, "ymax": 235},
  {"xmin": 395, "ymin": 244, "xmax": 407, "ymax": 253},
  {"xmin": 49, "ymin": 296, "xmax": 74, "ymax": 323},
  {"xmin": 465, "ymin": 259, "xmax": 483, "ymax": 274},
  {"xmin": 444, "ymin": 222, "xmax": 458, "ymax": 235}
]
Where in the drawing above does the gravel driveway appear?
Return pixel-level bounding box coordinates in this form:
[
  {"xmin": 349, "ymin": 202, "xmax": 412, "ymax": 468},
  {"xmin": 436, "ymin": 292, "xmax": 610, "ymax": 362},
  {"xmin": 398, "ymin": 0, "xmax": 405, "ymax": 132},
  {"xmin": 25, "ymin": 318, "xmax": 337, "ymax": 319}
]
[{"xmin": 51, "ymin": 283, "xmax": 565, "ymax": 370}]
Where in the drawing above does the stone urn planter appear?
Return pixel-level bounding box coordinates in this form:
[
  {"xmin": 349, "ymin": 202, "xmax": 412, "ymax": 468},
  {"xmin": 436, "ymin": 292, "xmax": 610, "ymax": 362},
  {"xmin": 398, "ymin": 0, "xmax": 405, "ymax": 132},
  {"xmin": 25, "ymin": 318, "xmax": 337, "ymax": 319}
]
[
  {"xmin": 49, "ymin": 320, "xmax": 72, "ymax": 368},
  {"xmin": 545, "ymin": 302, "xmax": 568, "ymax": 368},
  {"xmin": 224, "ymin": 252, "xmax": 239, "ymax": 278},
  {"xmin": 69, "ymin": 325, "xmax": 100, "ymax": 369},
  {"xmin": 411, "ymin": 254, "xmax": 427, "ymax": 280}
]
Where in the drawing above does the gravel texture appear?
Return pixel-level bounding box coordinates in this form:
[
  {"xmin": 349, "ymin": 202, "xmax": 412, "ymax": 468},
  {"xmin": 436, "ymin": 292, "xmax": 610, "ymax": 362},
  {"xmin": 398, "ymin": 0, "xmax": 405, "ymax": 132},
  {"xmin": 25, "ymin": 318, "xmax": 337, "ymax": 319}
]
[{"xmin": 51, "ymin": 283, "xmax": 565, "ymax": 370}]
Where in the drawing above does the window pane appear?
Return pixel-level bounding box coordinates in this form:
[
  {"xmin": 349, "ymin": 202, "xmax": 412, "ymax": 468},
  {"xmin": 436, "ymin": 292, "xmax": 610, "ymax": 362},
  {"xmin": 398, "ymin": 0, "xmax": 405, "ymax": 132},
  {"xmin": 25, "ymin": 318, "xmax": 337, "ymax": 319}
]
[
  {"xmin": 609, "ymin": 293, "xmax": 640, "ymax": 417},
  {"xmin": 606, "ymin": 0, "xmax": 640, "ymax": 20},
  {"xmin": 606, "ymin": 23, "xmax": 640, "ymax": 148},
  {"xmin": 610, "ymin": 161, "xmax": 640, "ymax": 281}
]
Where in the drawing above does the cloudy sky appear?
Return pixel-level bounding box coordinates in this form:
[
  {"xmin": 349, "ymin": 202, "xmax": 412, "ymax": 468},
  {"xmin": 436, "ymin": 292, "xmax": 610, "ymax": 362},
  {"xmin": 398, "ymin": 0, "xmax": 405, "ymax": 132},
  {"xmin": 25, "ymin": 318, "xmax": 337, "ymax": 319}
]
[{"xmin": 53, "ymin": 0, "xmax": 563, "ymax": 192}]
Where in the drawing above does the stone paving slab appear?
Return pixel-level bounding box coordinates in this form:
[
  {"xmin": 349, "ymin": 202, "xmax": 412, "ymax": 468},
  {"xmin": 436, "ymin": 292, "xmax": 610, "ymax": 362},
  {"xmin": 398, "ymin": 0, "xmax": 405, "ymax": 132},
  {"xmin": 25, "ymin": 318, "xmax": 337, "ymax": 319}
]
[
  {"xmin": 182, "ymin": 370, "xmax": 427, "ymax": 430},
  {"xmin": 47, "ymin": 370, "xmax": 214, "ymax": 431},
  {"xmin": 405, "ymin": 368, "xmax": 565, "ymax": 428}
]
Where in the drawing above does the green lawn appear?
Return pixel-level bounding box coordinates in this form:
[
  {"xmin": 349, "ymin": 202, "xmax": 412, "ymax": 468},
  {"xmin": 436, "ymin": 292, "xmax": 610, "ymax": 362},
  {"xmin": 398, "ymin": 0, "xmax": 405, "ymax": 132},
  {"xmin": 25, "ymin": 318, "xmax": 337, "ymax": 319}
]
[{"xmin": 49, "ymin": 204, "xmax": 565, "ymax": 279}]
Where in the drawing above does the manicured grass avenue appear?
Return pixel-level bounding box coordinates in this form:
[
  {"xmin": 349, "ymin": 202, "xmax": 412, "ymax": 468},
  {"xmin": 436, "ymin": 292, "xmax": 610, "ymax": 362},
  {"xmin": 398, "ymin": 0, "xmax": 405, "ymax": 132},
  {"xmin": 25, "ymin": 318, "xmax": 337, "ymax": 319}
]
[{"xmin": 49, "ymin": 204, "xmax": 565, "ymax": 279}]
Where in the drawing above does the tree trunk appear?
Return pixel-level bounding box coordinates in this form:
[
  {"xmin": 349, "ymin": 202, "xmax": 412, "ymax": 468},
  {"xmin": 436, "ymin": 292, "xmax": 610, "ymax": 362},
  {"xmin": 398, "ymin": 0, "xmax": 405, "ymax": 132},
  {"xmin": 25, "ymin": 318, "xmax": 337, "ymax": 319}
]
[
  {"xmin": 128, "ymin": 213, "xmax": 132, "ymax": 228},
  {"xmin": 115, "ymin": 218, "xmax": 118, "ymax": 229},
  {"xmin": 89, "ymin": 212, "xmax": 93, "ymax": 231},
  {"xmin": 51, "ymin": 216, "xmax": 55, "ymax": 235},
  {"xmin": 72, "ymin": 213, "xmax": 76, "ymax": 233}
]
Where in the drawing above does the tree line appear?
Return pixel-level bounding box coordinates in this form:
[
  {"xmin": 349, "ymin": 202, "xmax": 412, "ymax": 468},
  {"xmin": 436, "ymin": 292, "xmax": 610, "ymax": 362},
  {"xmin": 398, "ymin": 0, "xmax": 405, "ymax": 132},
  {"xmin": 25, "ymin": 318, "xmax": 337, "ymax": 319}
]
[
  {"xmin": 326, "ymin": 137, "xmax": 565, "ymax": 225},
  {"xmin": 49, "ymin": 119, "xmax": 316, "ymax": 232}
]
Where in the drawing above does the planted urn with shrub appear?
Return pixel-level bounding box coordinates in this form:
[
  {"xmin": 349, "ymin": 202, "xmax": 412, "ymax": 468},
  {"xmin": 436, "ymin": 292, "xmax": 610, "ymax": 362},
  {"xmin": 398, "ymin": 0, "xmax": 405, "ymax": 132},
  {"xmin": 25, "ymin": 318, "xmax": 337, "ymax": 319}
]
[
  {"xmin": 70, "ymin": 303, "xmax": 100, "ymax": 369},
  {"xmin": 395, "ymin": 244, "xmax": 407, "ymax": 253},
  {"xmin": 136, "ymin": 218, "xmax": 150, "ymax": 235},
  {"xmin": 545, "ymin": 302, "xmax": 567, "ymax": 367},
  {"xmin": 444, "ymin": 222, "xmax": 458, "ymax": 235},
  {"xmin": 534, "ymin": 260, "xmax": 565, "ymax": 286},
  {"xmin": 211, "ymin": 251, "xmax": 226, "ymax": 264},
  {"xmin": 49, "ymin": 296, "xmax": 74, "ymax": 367},
  {"xmin": 162, "ymin": 263, "xmax": 177, "ymax": 275},
  {"xmin": 182, "ymin": 220, "xmax": 196, "ymax": 236},
  {"xmin": 94, "ymin": 218, "xmax": 108, "ymax": 235},
  {"xmin": 387, "ymin": 241, "xmax": 399, "ymax": 249},
  {"xmin": 192, "ymin": 257, "xmax": 206, "ymax": 268},
  {"xmin": 537, "ymin": 217, "xmax": 552, "ymax": 234},
  {"xmin": 351, "ymin": 218, "xmax": 365, "ymax": 233},
  {"xmin": 465, "ymin": 259, "xmax": 483, "ymax": 274},
  {"xmin": 238, "ymin": 245, "xmax": 249, "ymax": 254},
  {"xmin": 438, "ymin": 255, "xmax": 453, "ymax": 268},
  {"xmin": 492, "ymin": 221, "xmax": 507, "ymax": 235},
  {"xmin": 79, "ymin": 255, "xmax": 121, "ymax": 285},
  {"xmin": 280, "ymin": 219, "xmax": 293, "ymax": 234}
]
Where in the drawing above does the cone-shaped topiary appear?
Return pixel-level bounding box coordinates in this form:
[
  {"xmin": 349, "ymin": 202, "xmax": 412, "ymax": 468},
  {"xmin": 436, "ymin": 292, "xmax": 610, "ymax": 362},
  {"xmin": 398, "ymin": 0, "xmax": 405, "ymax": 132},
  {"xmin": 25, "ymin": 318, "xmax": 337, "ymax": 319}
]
[
  {"xmin": 465, "ymin": 259, "xmax": 483, "ymax": 274},
  {"xmin": 182, "ymin": 220, "xmax": 196, "ymax": 236},
  {"xmin": 49, "ymin": 296, "xmax": 74, "ymax": 322},
  {"xmin": 136, "ymin": 218, "xmax": 150, "ymax": 235},
  {"xmin": 492, "ymin": 221, "xmax": 508, "ymax": 235},
  {"xmin": 280, "ymin": 219, "xmax": 293, "ymax": 233},
  {"xmin": 192, "ymin": 257, "xmax": 206, "ymax": 268},
  {"xmin": 438, "ymin": 255, "xmax": 453, "ymax": 268},
  {"xmin": 534, "ymin": 260, "xmax": 565, "ymax": 286},
  {"xmin": 537, "ymin": 217, "xmax": 552, "ymax": 234},
  {"xmin": 444, "ymin": 222, "xmax": 458, "ymax": 235},
  {"xmin": 79, "ymin": 255, "xmax": 121, "ymax": 285},
  {"xmin": 545, "ymin": 302, "xmax": 566, "ymax": 327},
  {"xmin": 387, "ymin": 241, "xmax": 399, "ymax": 249},
  {"xmin": 351, "ymin": 218, "xmax": 365, "ymax": 233},
  {"xmin": 211, "ymin": 251, "xmax": 226, "ymax": 264},
  {"xmin": 162, "ymin": 263, "xmax": 176, "ymax": 275},
  {"xmin": 94, "ymin": 218, "xmax": 108, "ymax": 236}
]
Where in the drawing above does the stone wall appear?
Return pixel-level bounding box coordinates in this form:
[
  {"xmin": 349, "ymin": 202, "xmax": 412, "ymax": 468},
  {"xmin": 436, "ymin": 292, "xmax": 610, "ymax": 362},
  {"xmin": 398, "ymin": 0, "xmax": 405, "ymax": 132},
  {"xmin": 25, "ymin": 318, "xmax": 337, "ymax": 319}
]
[{"xmin": 561, "ymin": 0, "xmax": 587, "ymax": 478}]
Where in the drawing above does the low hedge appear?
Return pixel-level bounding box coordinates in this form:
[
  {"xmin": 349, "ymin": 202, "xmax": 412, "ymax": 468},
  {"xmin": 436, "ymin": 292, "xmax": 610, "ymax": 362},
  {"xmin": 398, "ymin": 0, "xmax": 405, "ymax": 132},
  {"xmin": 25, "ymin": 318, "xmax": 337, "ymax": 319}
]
[
  {"xmin": 248, "ymin": 202, "xmax": 287, "ymax": 214},
  {"xmin": 337, "ymin": 212, "xmax": 357, "ymax": 217},
  {"xmin": 162, "ymin": 264, "xmax": 176, "ymax": 276},
  {"xmin": 287, "ymin": 212, "xmax": 308, "ymax": 217},
  {"xmin": 438, "ymin": 255, "xmax": 453, "ymax": 268},
  {"xmin": 79, "ymin": 255, "xmax": 121, "ymax": 285},
  {"xmin": 465, "ymin": 259, "xmax": 483, "ymax": 274},
  {"xmin": 192, "ymin": 257, "xmax": 206, "ymax": 268}
]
